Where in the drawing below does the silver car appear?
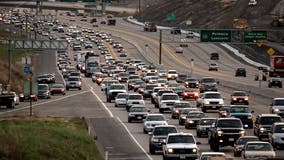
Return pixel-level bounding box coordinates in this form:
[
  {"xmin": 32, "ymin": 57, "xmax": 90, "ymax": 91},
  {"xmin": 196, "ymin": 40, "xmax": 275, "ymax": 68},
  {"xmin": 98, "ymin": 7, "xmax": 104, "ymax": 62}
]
[
  {"xmin": 242, "ymin": 141, "xmax": 275, "ymax": 159},
  {"xmin": 114, "ymin": 93, "xmax": 128, "ymax": 107},
  {"xmin": 269, "ymin": 122, "xmax": 284, "ymax": 149},
  {"xmin": 143, "ymin": 114, "xmax": 168, "ymax": 134},
  {"xmin": 66, "ymin": 76, "xmax": 81, "ymax": 90}
]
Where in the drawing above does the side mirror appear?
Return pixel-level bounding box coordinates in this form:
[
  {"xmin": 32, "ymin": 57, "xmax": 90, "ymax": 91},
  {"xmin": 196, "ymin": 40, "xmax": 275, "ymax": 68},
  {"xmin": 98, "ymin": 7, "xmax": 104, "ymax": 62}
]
[
  {"xmin": 148, "ymin": 132, "xmax": 152, "ymax": 135},
  {"xmin": 196, "ymin": 142, "xmax": 201, "ymax": 145},
  {"xmin": 148, "ymin": 109, "xmax": 151, "ymax": 113},
  {"xmin": 217, "ymin": 81, "xmax": 220, "ymax": 84},
  {"xmin": 251, "ymin": 110, "xmax": 255, "ymax": 114}
]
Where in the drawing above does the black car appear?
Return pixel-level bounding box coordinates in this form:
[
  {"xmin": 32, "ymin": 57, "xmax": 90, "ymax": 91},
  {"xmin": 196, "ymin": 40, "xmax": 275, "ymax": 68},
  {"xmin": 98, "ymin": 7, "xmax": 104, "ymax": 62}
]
[
  {"xmin": 196, "ymin": 118, "xmax": 216, "ymax": 137},
  {"xmin": 235, "ymin": 68, "xmax": 246, "ymax": 77},
  {"xmin": 210, "ymin": 52, "xmax": 219, "ymax": 60},
  {"xmin": 268, "ymin": 78, "xmax": 282, "ymax": 88},
  {"xmin": 184, "ymin": 78, "xmax": 199, "ymax": 88},
  {"xmin": 170, "ymin": 27, "xmax": 181, "ymax": 34},
  {"xmin": 37, "ymin": 74, "xmax": 55, "ymax": 84}
]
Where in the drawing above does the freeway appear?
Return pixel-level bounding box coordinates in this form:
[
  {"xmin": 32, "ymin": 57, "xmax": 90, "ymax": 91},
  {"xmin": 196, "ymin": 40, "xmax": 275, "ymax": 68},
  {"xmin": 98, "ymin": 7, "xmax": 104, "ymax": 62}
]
[{"xmin": 1, "ymin": 9, "xmax": 284, "ymax": 160}]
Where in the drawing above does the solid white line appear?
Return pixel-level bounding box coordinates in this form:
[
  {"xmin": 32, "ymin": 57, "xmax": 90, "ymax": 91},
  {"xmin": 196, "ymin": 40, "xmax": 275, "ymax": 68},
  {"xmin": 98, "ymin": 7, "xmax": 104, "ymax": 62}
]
[
  {"xmin": 0, "ymin": 90, "xmax": 90, "ymax": 115},
  {"xmin": 116, "ymin": 117, "xmax": 153, "ymax": 160},
  {"xmin": 87, "ymin": 84, "xmax": 114, "ymax": 118}
]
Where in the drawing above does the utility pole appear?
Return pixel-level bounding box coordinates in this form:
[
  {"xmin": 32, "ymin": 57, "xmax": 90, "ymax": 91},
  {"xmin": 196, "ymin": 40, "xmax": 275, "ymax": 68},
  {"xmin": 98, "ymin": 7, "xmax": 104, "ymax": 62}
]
[
  {"xmin": 101, "ymin": 0, "xmax": 105, "ymax": 15},
  {"xmin": 25, "ymin": 14, "xmax": 28, "ymax": 38},
  {"xmin": 159, "ymin": 30, "xmax": 162, "ymax": 64},
  {"xmin": 8, "ymin": 38, "xmax": 12, "ymax": 84},
  {"xmin": 138, "ymin": 0, "xmax": 141, "ymax": 13}
]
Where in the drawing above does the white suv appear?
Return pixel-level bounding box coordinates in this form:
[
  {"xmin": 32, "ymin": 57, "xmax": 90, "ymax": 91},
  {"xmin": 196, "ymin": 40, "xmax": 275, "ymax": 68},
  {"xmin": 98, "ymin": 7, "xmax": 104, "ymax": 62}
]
[
  {"xmin": 167, "ymin": 70, "xmax": 178, "ymax": 80},
  {"xmin": 196, "ymin": 92, "xmax": 224, "ymax": 112},
  {"xmin": 126, "ymin": 93, "xmax": 145, "ymax": 111},
  {"xmin": 159, "ymin": 93, "xmax": 180, "ymax": 113}
]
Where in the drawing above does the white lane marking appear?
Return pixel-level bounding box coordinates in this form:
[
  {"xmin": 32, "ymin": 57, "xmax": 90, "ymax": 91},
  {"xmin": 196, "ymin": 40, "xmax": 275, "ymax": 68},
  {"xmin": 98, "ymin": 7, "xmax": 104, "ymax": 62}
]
[
  {"xmin": 116, "ymin": 117, "xmax": 153, "ymax": 160},
  {"xmin": 87, "ymin": 84, "xmax": 114, "ymax": 118},
  {"xmin": 0, "ymin": 90, "xmax": 90, "ymax": 115}
]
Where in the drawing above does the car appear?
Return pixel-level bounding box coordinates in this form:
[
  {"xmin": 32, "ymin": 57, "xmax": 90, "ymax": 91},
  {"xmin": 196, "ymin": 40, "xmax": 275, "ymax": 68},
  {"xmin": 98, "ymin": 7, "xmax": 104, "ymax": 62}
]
[
  {"xmin": 143, "ymin": 114, "xmax": 168, "ymax": 134},
  {"xmin": 196, "ymin": 118, "xmax": 216, "ymax": 138},
  {"xmin": 65, "ymin": 76, "xmax": 82, "ymax": 90},
  {"xmin": 148, "ymin": 125, "xmax": 178, "ymax": 154},
  {"xmin": 178, "ymin": 108, "xmax": 199, "ymax": 125},
  {"xmin": 210, "ymin": 52, "xmax": 219, "ymax": 60},
  {"xmin": 230, "ymin": 91, "xmax": 249, "ymax": 105},
  {"xmin": 186, "ymin": 31, "xmax": 194, "ymax": 38},
  {"xmin": 235, "ymin": 68, "xmax": 246, "ymax": 77},
  {"xmin": 233, "ymin": 136, "xmax": 259, "ymax": 157},
  {"xmin": 208, "ymin": 63, "xmax": 218, "ymax": 71},
  {"xmin": 151, "ymin": 87, "xmax": 165, "ymax": 104},
  {"xmin": 158, "ymin": 70, "xmax": 167, "ymax": 78},
  {"xmin": 126, "ymin": 93, "xmax": 145, "ymax": 111},
  {"xmin": 196, "ymin": 92, "xmax": 224, "ymax": 112},
  {"xmin": 50, "ymin": 83, "xmax": 66, "ymax": 95},
  {"xmin": 242, "ymin": 141, "xmax": 275, "ymax": 159},
  {"xmin": 184, "ymin": 78, "xmax": 199, "ymax": 88},
  {"xmin": 106, "ymin": 84, "xmax": 127, "ymax": 103},
  {"xmin": 269, "ymin": 122, "xmax": 284, "ymax": 149},
  {"xmin": 114, "ymin": 93, "xmax": 128, "ymax": 107},
  {"xmin": 218, "ymin": 106, "xmax": 230, "ymax": 117},
  {"xmin": 80, "ymin": 16, "xmax": 87, "ymax": 21},
  {"xmin": 159, "ymin": 93, "xmax": 180, "ymax": 113},
  {"xmin": 254, "ymin": 114, "xmax": 282, "ymax": 140},
  {"xmin": 248, "ymin": 0, "xmax": 257, "ymax": 6},
  {"xmin": 37, "ymin": 74, "xmax": 55, "ymax": 83},
  {"xmin": 100, "ymin": 79, "xmax": 119, "ymax": 91},
  {"xmin": 154, "ymin": 89, "xmax": 174, "ymax": 108},
  {"xmin": 268, "ymin": 78, "xmax": 282, "ymax": 88},
  {"xmin": 199, "ymin": 152, "xmax": 226, "ymax": 160},
  {"xmin": 228, "ymin": 105, "xmax": 254, "ymax": 129},
  {"xmin": 100, "ymin": 20, "xmax": 107, "ymax": 24},
  {"xmin": 270, "ymin": 98, "xmax": 284, "ymax": 116},
  {"xmin": 199, "ymin": 77, "xmax": 218, "ymax": 93},
  {"xmin": 175, "ymin": 47, "xmax": 183, "ymax": 54},
  {"xmin": 162, "ymin": 133, "xmax": 200, "ymax": 160},
  {"xmin": 185, "ymin": 111, "xmax": 206, "ymax": 129},
  {"xmin": 10, "ymin": 92, "xmax": 19, "ymax": 105},
  {"xmin": 167, "ymin": 70, "xmax": 178, "ymax": 80},
  {"xmin": 142, "ymin": 84, "xmax": 158, "ymax": 99},
  {"xmin": 144, "ymin": 22, "xmax": 157, "ymax": 32},
  {"xmin": 176, "ymin": 74, "xmax": 187, "ymax": 83},
  {"xmin": 38, "ymin": 84, "xmax": 51, "ymax": 99},
  {"xmin": 128, "ymin": 105, "xmax": 149, "ymax": 122},
  {"xmin": 182, "ymin": 88, "xmax": 199, "ymax": 100},
  {"xmin": 171, "ymin": 101, "xmax": 191, "ymax": 119},
  {"xmin": 170, "ymin": 27, "xmax": 181, "ymax": 34}
]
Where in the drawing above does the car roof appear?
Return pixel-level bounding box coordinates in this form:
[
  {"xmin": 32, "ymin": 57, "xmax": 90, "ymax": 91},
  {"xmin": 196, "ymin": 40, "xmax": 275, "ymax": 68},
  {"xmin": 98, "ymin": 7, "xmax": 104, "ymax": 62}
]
[
  {"xmin": 204, "ymin": 91, "xmax": 220, "ymax": 94},
  {"xmin": 201, "ymin": 152, "xmax": 225, "ymax": 155},
  {"xmin": 259, "ymin": 114, "xmax": 281, "ymax": 117},
  {"xmin": 273, "ymin": 122, "xmax": 284, "ymax": 126},
  {"xmin": 238, "ymin": 136, "xmax": 258, "ymax": 139},
  {"xmin": 246, "ymin": 141, "xmax": 270, "ymax": 144},
  {"xmin": 168, "ymin": 132, "xmax": 193, "ymax": 136},
  {"xmin": 154, "ymin": 125, "xmax": 176, "ymax": 128},
  {"xmin": 147, "ymin": 113, "xmax": 163, "ymax": 116},
  {"xmin": 273, "ymin": 98, "xmax": 284, "ymax": 100}
]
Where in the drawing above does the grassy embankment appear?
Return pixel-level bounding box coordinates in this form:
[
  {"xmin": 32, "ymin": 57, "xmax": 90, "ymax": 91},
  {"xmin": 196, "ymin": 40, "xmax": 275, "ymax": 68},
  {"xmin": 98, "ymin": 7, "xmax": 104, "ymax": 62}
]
[{"xmin": 0, "ymin": 117, "xmax": 104, "ymax": 160}]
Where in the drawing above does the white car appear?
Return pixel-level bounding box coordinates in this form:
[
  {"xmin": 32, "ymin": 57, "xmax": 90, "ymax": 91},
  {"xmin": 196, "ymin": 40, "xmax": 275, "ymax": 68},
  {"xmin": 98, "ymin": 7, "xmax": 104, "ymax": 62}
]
[
  {"xmin": 126, "ymin": 93, "xmax": 145, "ymax": 111},
  {"xmin": 270, "ymin": 98, "xmax": 284, "ymax": 116},
  {"xmin": 248, "ymin": 0, "xmax": 257, "ymax": 6},
  {"xmin": 242, "ymin": 141, "xmax": 275, "ymax": 159},
  {"xmin": 167, "ymin": 70, "xmax": 178, "ymax": 80},
  {"xmin": 151, "ymin": 87, "xmax": 164, "ymax": 104},
  {"xmin": 159, "ymin": 93, "xmax": 180, "ymax": 113},
  {"xmin": 199, "ymin": 152, "xmax": 226, "ymax": 160},
  {"xmin": 208, "ymin": 63, "xmax": 218, "ymax": 71},
  {"xmin": 158, "ymin": 70, "xmax": 167, "ymax": 77},
  {"xmin": 114, "ymin": 93, "xmax": 129, "ymax": 107},
  {"xmin": 143, "ymin": 114, "xmax": 168, "ymax": 133},
  {"xmin": 269, "ymin": 122, "xmax": 284, "ymax": 148},
  {"xmin": 196, "ymin": 92, "xmax": 224, "ymax": 112},
  {"xmin": 163, "ymin": 133, "xmax": 200, "ymax": 160}
]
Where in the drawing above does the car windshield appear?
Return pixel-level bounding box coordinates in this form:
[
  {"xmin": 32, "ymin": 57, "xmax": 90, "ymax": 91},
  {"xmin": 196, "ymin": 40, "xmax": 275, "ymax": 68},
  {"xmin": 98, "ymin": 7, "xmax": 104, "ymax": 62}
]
[
  {"xmin": 117, "ymin": 94, "xmax": 128, "ymax": 99},
  {"xmin": 87, "ymin": 62, "xmax": 98, "ymax": 67},
  {"xmin": 52, "ymin": 84, "xmax": 64, "ymax": 88},
  {"xmin": 274, "ymin": 125, "xmax": 284, "ymax": 133},
  {"xmin": 246, "ymin": 143, "xmax": 272, "ymax": 151},
  {"xmin": 181, "ymin": 109, "xmax": 196, "ymax": 114},
  {"xmin": 236, "ymin": 138, "xmax": 259, "ymax": 145},
  {"xmin": 202, "ymin": 78, "xmax": 215, "ymax": 83},
  {"xmin": 146, "ymin": 85, "xmax": 157, "ymax": 90},
  {"xmin": 168, "ymin": 83, "xmax": 179, "ymax": 87},
  {"xmin": 274, "ymin": 100, "xmax": 284, "ymax": 106},
  {"xmin": 174, "ymin": 103, "xmax": 190, "ymax": 108},
  {"xmin": 230, "ymin": 107, "xmax": 250, "ymax": 113},
  {"xmin": 158, "ymin": 91, "xmax": 173, "ymax": 96},
  {"xmin": 70, "ymin": 73, "xmax": 80, "ymax": 76},
  {"xmin": 162, "ymin": 95, "xmax": 179, "ymax": 100},
  {"xmin": 204, "ymin": 93, "xmax": 221, "ymax": 99},
  {"xmin": 218, "ymin": 120, "xmax": 242, "ymax": 128},
  {"xmin": 38, "ymin": 85, "xmax": 48, "ymax": 90},
  {"xmin": 110, "ymin": 85, "xmax": 125, "ymax": 90},
  {"xmin": 167, "ymin": 135, "xmax": 194, "ymax": 144},
  {"xmin": 260, "ymin": 117, "xmax": 281, "ymax": 125},
  {"xmin": 199, "ymin": 119, "xmax": 216, "ymax": 125},
  {"xmin": 129, "ymin": 107, "xmax": 147, "ymax": 112},
  {"xmin": 168, "ymin": 71, "xmax": 176, "ymax": 74},
  {"xmin": 153, "ymin": 127, "xmax": 177, "ymax": 135},
  {"xmin": 146, "ymin": 115, "xmax": 165, "ymax": 121},
  {"xmin": 201, "ymin": 155, "xmax": 225, "ymax": 160},
  {"xmin": 158, "ymin": 80, "xmax": 166, "ymax": 83},
  {"xmin": 188, "ymin": 113, "xmax": 205, "ymax": 118},
  {"xmin": 68, "ymin": 77, "xmax": 79, "ymax": 81},
  {"xmin": 128, "ymin": 95, "xmax": 142, "ymax": 100},
  {"xmin": 232, "ymin": 92, "xmax": 246, "ymax": 96}
]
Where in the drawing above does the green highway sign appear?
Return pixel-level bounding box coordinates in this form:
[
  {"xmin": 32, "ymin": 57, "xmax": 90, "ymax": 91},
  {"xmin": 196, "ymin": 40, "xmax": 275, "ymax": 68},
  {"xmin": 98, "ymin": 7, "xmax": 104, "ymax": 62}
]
[
  {"xmin": 243, "ymin": 31, "xmax": 267, "ymax": 43},
  {"xmin": 167, "ymin": 13, "xmax": 176, "ymax": 21},
  {"xmin": 200, "ymin": 30, "xmax": 231, "ymax": 42}
]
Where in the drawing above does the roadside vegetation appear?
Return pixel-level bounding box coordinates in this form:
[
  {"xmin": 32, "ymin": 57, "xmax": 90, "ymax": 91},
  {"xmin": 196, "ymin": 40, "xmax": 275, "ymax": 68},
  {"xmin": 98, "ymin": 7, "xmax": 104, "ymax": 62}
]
[{"xmin": 0, "ymin": 117, "xmax": 104, "ymax": 160}]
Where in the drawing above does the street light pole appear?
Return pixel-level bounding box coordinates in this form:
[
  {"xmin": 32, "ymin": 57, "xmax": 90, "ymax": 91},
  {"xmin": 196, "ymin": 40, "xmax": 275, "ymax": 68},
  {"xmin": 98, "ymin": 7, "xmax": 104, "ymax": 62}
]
[{"xmin": 159, "ymin": 30, "xmax": 162, "ymax": 65}]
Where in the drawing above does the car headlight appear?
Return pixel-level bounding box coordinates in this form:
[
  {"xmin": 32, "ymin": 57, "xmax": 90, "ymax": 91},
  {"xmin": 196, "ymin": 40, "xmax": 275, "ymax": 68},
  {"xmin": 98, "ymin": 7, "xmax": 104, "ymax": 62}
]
[
  {"xmin": 188, "ymin": 120, "xmax": 194, "ymax": 124},
  {"xmin": 204, "ymin": 101, "xmax": 210, "ymax": 105},
  {"xmin": 260, "ymin": 127, "xmax": 266, "ymax": 133},
  {"xmin": 217, "ymin": 130, "xmax": 223, "ymax": 136},
  {"xmin": 273, "ymin": 108, "xmax": 280, "ymax": 112},
  {"xmin": 167, "ymin": 75, "xmax": 172, "ymax": 78},
  {"xmin": 219, "ymin": 100, "xmax": 224, "ymax": 105},
  {"xmin": 192, "ymin": 148, "xmax": 197, "ymax": 153},
  {"xmin": 232, "ymin": 97, "xmax": 237, "ymax": 101},
  {"xmin": 174, "ymin": 110, "xmax": 179, "ymax": 113},
  {"xmin": 129, "ymin": 114, "xmax": 135, "ymax": 117},
  {"xmin": 181, "ymin": 116, "xmax": 186, "ymax": 119},
  {"xmin": 167, "ymin": 148, "xmax": 173, "ymax": 154},
  {"xmin": 152, "ymin": 138, "xmax": 159, "ymax": 142},
  {"xmin": 240, "ymin": 130, "xmax": 246, "ymax": 136},
  {"xmin": 185, "ymin": 82, "xmax": 189, "ymax": 85}
]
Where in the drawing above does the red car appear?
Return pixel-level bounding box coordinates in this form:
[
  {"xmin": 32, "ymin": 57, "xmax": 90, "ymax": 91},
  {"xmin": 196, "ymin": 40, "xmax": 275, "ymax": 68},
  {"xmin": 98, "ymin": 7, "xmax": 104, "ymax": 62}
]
[
  {"xmin": 230, "ymin": 91, "xmax": 249, "ymax": 105},
  {"xmin": 182, "ymin": 88, "xmax": 199, "ymax": 100},
  {"xmin": 50, "ymin": 83, "xmax": 66, "ymax": 95}
]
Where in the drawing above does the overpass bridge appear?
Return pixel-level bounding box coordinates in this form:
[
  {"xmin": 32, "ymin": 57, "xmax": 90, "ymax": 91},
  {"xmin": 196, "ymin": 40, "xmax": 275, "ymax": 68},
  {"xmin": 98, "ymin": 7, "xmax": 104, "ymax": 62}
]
[{"xmin": 0, "ymin": 1, "xmax": 136, "ymax": 14}]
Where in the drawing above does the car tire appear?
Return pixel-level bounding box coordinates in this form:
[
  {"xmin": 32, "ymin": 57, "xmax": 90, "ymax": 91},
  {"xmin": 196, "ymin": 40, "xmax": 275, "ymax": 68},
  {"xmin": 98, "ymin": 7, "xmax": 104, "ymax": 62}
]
[
  {"xmin": 185, "ymin": 124, "xmax": 189, "ymax": 129},
  {"xmin": 79, "ymin": 87, "xmax": 82, "ymax": 90},
  {"xmin": 159, "ymin": 109, "xmax": 164, "ymax": 113},
  {"xmin": 196, "ymin": 132, "xmax": 201, "ymax": 138},
  {"xmin": 143, "ymin": 128, "xmax": 147, "ymax": 134},
  {"xmin": 66, "ymin": 87, "xmax": 69, "ymax": 91},
  {"xmin": 128, "ymin": 118, "xmax": 131, "ymax": 123},
  {"xmin": 149, "ymin": 146, "xmax": 155, "ymax": 154},
  {"xmin": 213, "ymin": 142, "xmax": 219, "ymax": 152},
  {"xmin": 202, "ymin": 108, "xmax": 206, "ymax": 113}
]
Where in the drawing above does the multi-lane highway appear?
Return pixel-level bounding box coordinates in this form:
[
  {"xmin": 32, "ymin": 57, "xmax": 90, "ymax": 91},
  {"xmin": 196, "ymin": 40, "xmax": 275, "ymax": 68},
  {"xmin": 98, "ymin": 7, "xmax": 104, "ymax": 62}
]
[{"xmin": 1, "ymin": 9, "xmax": 284, "ymax": 160}]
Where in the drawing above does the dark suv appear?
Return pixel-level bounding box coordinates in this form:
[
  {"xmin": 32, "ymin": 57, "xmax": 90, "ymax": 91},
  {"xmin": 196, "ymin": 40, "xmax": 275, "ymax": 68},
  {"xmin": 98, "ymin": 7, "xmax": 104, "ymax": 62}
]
[
  {"xmin": 210, "ymin": 52, "xmax": 219, "ymax": 60},
  {"xmin": 235, "ymin": 68, "xmax": 246, "ymax": 77},
  {"xmin": 208, "ymin": 118, "xmax": 245, "ymax": 151},
  {"xmin": 149, "ymin": 125, "xmax": 177, "ymax": 154},
  {"xmin": 254, "ymin": 114, "xmax": 282, "ymax": 140},
  {"xmin": 268, "ymin": 78, "xmax": 282, "ymax": 88}
]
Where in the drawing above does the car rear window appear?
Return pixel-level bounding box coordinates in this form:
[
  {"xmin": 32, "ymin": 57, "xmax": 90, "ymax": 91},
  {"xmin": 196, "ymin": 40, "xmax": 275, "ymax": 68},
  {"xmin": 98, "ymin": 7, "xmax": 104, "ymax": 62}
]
[{"xmin": 153, "ymin": 127, "xmax": 177, "ymax": 135}]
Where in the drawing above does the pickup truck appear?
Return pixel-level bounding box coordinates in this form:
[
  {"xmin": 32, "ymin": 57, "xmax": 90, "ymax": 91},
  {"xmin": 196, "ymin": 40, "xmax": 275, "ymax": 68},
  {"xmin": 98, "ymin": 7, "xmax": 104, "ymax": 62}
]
[
  {"xmin": 208, "ymin": 118, "xmax": 245, "ymax": 151},
  {"xmin": 106, "ymin": 84, "xmax": 127, "ymax": 103}
]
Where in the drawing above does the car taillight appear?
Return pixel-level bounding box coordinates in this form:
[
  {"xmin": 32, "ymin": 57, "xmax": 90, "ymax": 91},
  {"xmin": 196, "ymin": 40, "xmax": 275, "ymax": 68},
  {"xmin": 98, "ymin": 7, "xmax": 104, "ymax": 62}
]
[{"xmin": 183, "ymin": 93, "xmax": 188, "ymax": 96}]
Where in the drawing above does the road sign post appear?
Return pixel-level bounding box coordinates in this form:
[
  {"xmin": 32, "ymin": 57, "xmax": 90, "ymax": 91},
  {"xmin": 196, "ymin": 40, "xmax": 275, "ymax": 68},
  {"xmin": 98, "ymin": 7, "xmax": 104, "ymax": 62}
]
[{"xmin": 200, "ymin": 30, "xmax": 231, "ymax": 42}]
